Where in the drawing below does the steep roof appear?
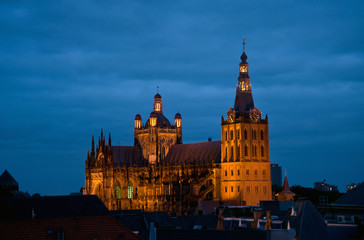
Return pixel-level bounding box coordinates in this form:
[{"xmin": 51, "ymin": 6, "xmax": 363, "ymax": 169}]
[
  {"xmin": 112, "ymin": 146, "xmax": 145, "ymax": 167},
  {"xmin": 145, "ymin": 112, "xmax": 172, "ymax": 128},
  {"xmin": 280, "ymin": 172, "xmax": 294, "ymax": 195},
  {"xmin": 234, "ymin": 92, "xmax": 255, "ymax": 113},
  {"xmin": 333, "ymin": 182, "xmax": 364, "ymax": 206},
  {"xmin": 0, "ymin": 169, "xmax": 18, "ymax": 187},
  {"xmin": 282, "ymin": 201, "xmax": 328, "ymax": 240},
  {"xmin": 164, "ymin": 141, "xmax": 221, "ymax": 165}
]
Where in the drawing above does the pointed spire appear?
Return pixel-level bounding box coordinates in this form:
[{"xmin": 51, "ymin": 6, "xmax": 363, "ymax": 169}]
[
  {"xmin": 287, "ymin": 220, "xmax": 290, "ymax": 230},
  {"xmin": 101, "ymin": 128, "xmax": 103, "ymax": 139},
  {"xmin": 240, "ymin": 38, "xmax": 248, "ymax": 63},
  {"xmin": 108, "ymin": 132, "xmax": 111, "ymax": 147},
  {"xmin": 282, "ymin": 169, "xmax": 292, "ymax": 193},
  {"xmin": 91, "ymin": 135, "xmax": 95, "ymax": 154},
  {"xmin": 237, "ymin": 38, "xmax": 251, "ymax": 94}
]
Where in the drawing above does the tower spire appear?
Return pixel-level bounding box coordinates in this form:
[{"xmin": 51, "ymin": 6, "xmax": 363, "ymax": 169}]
[
  {"xmin": 91, "ymin": 135, "xmax": 95, "ymax": 154},
  {"xmin": 153, "ymin": 91, "xmax": 163, "ymax": 113},
  {"xmin": 237, "ymin": 39, "xmax": 251, "ymax": 93},
  {"xmin": 108, "ymin": 132, "xmax": 112, "ymax": 147}
]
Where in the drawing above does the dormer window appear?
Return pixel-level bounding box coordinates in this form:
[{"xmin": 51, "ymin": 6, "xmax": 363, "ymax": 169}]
[{"xmin": 150, "ymin": 117, "xmax": 157, "ymax": 127}]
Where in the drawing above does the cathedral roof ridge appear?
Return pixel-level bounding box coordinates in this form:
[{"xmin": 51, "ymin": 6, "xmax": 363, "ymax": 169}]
[{"xmin": 176, "ymin": 140, "xmax": 221, "ymax": 146}]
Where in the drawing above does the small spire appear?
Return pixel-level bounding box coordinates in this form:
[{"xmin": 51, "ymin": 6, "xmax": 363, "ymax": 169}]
[
  {"xmin": 91, "ymin": 135, "xmax": 95, "ymax": 153},
  {"xmin": 282, "ymin": 169, "xmax": 292, "ymax": 193},
  {"xmin": 108, "ymin": 132, "xmax": 111, "ymax": 147},
  {"xmin": 157, "ymin": 86, "xmax": 159, "ymax": 94},
  {"xmin": 243, "ymin": 38, "xmax": 246, "ymax": 52},
  {"xmin": 101, "ymin": 128, "xmax": 103, "ymax": 138}
]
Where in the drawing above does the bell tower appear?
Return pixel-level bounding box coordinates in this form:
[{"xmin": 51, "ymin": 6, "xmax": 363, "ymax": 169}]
[{"xmin": 219, "ymin": 40, "xmax": 272, "ymax": 206}]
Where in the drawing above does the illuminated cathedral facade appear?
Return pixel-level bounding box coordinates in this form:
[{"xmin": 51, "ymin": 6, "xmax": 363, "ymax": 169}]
[{"xmin": 84, "ymin": 43, "xmax": 272, "ymax": 212}]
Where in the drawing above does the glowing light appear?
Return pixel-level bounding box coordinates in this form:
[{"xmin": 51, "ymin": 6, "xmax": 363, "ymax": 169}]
[
  {"xmin": 135, "ymin": 120, "xmax": 141, "ymax": 128},
  {"xmin": 155, "ymin": 103, "xmax": 161, "ymax": 111},
  {"xmin": 150, "ymin": 117, "xmax": 157, "ymax": 127},
  {"xmin": 127, "ymin": 184, "xmax": 133, "ymax": 199},
  {"xmin": 240, "ymin": 65, "xmax": 248, "ymax": 73}
]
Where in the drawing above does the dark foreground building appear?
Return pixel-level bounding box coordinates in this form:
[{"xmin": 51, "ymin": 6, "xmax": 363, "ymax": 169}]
[{"xmin": 0, "ymin": 195, "xmax": 140, "ymax": 240}]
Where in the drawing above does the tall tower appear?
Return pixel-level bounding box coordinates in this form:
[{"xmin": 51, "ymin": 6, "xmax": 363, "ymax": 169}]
[{"xmin": 220, "ymin": 40, "xmax": 272, "ymax": 206}]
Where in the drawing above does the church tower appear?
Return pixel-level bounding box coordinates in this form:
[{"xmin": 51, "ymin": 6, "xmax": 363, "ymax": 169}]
[{"xmin": 220, "ymin": 40, "xmax": 272, "ymax": 205}]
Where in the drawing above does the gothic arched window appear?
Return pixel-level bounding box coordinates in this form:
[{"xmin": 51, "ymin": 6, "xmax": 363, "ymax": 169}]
[
  {"xmin": 114, "ymin": 184, "xmax": 121, "ymax": 199},
  {"xmin": 244, "ymin": 129, "xmax": 248, "ymax": 140},
  {"xmin": 224, "ymin": 147, "xmax": 228, "ymax": 162},
  {"xmin": 252, "ymin": 130, "xmax": 257, "ymax": 140},
  {"xmin": 127, "ymin": 183, "xmax": 133, "ymax": 199},
  {"xmin": 260, "ymin": 130, "xmax": 264, "ymax": 140},
  {"xmin": 261, "ymin": 145, "xmax": 265, "ymax": 157},
  {"xmin": 230, "ymin": 146, "xmax": 234, "ymax": 161},
  {"xmin": 237, "ymin": 145, "xmax": 240, "ymax": 161},
  {"xmin": 244, "ymin": 145, "xmax": 248, "ymax": 156},
  {"xmin": 252, "ymin": 145, "xmax": 257, "ymax": 157}
]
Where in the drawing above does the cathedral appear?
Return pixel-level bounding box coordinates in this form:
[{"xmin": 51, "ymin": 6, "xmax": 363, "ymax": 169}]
[{"xmin": 84, "ymin": 42, "xmax": 272, "ymax": 212}]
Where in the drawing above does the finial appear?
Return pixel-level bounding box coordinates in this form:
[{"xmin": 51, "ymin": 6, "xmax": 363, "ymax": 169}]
[
  {"xmin": 157, "ymin": 86, "xmax": 159, "ymax": 94},
  {"xmin": 243, "ymin": 38, "xmax": 246, "ymax": 52}
]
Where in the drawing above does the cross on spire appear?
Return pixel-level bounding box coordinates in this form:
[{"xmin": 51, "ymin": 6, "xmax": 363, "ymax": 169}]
[{"xmin": 242, "ymin": 38, "xmax": 246, "ymax": 52}]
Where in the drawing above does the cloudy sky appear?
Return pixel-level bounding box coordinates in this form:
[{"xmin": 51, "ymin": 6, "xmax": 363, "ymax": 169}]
[{"xmin": 1, "ymin": 0, "xmax": 363, "ymax": 195}]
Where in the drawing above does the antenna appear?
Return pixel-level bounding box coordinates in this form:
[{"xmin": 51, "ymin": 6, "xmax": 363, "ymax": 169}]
[{"xmin": 32, "ymin": 208, "xmax": 36, "ymax": 219}]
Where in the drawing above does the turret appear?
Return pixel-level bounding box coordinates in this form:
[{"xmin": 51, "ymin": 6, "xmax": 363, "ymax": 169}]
[
  {"xmin": 174, "ymin": 112, "xmax": 182, "ymax": 128},
  {"xmin": 149, "ymin": 112, "xmax": 157, "ymax": 127},
  {"xmin": 135, "ymin": 113, "xmax": 142, "ymax": 129},
  {"xmin": 175, "ymin": 112, "xmax": 182, "ymax": 144}
]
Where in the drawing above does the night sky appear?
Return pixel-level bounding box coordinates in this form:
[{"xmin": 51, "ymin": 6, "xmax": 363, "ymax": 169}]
[{"xmin": 1, "ymin": 1, "xmax": 363, "ymax": 195}]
